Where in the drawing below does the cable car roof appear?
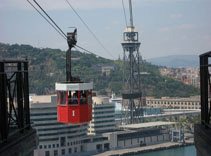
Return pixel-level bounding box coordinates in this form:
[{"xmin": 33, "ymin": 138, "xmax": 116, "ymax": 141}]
[{"xmin": 55, "ymin": 82, "xmax": 93, "ymax": 91}]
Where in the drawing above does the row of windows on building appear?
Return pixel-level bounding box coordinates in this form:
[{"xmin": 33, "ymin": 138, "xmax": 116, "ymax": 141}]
[
  {"xmin": 45, "ymin": 146, "xmax": 82, "ymax": 156},
  {"xmin": 147, "ymin": 101, "xmax": 200, "ymax": 105},
  {"xmin": 93, "ymin": 124, "xmax": 115, "ymax": 129},
  {"xmin": 39, "ymin": 140, "xmax": 84, "ymax": 150},
  {"xmin": 34, "ymin": 122, "xmax": 83, "ymax": 128},
  {"xmin": 149, "ymin": 105, "xmax": 200, "ymax": 109},
  {"xmin": 93, "ymin": 106, "xmax": 115, "ymax": 110},
  {"xmin": 38, "ymin": 129, "xmax": 87, "ymax": 137},
  {"xmin": 92, "ymin": 119, "xmax": 115, "ymax": 124},
  {"xmin": 31, "ymin": 107, "xmax": 56, "ymax": 111},
  {"xmin": 68, "ymin": 133, "xmax": 87, "ymax": 139},
  {"xmin": 39, "ymin": 133, "xmax": 87, "ymax": 143},
  {"xmin": 31, "ymin": 112, "xmax": 57, "ymax": 116},
  {"xmin": 94, "ymin": 115, "xmax": 114, "ymax": 119},
  {"xmin": 36, "ymin": 125, "xmax": 86, "ymax": 132},
  {"xmin": 95, "ymin": 129, "xmax": 115, "ymax": 134},
  {"xmin": 93, "ymin": 111, "xmax": 115, "ymax": 115},
  {"xmin": 31, "ymin": 117, "xmax": 57, "ymax": 121}
]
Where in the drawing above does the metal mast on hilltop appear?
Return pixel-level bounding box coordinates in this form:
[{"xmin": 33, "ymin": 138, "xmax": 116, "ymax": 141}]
[{"xmin": 121, "ymin": 0, "xmax": 143, "ymax": 124}]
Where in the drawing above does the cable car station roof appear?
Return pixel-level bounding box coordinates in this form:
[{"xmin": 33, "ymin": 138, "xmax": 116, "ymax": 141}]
[{"xmin": 119, "ymin": 121, "xmax": 177, "ymax": 130}]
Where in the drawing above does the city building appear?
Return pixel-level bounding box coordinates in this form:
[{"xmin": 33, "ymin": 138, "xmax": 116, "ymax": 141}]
[
  {"xmin": 159, "ymin": 67, "xmax": 200, "ymax": 88},
  {"xmin": 88, "ymin": 96, "xmax": 116, "ymax": 134},
  {"xmin": 30, "ymin": 95, "xmax": 89, "ymax": 156},
  {"xmin": 146, "ymin": 96, "xmax": 201, "ymax": 109},
  {"xmin": 101, "ymin": 66, "xmax": 115, "ymax": 76},
  {"xmin": 103, "ymin": 122, "xmax": 174, "ymax": 149},
  {"xmin": 109, "ymin": 93, "xmax": 123, "ymax": 111},
  {"xmin": 30, "ymin": 94, "xmax": 198, "ymax": 156},
  {"xmin": 30, "ymin": 95, "xmax": 116, "ymax": 156}
]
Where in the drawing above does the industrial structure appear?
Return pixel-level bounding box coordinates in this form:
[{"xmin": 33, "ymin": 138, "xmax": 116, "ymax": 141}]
[
  {"xmin": 0, "ymin": 59, "xmax": 37, "ymax": 156},
  {"xmin": 121, "ymin": 0, "xmax": 143, "ymax": 124},
  {"xmin": 194, "ymin": 51, "xmax": 211, "ymax": 156}
]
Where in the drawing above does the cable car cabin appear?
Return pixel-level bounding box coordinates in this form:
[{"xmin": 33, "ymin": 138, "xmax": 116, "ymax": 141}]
[{"xmin": 56, "ymin": 82, "xmax": 93, "ymax": 124}]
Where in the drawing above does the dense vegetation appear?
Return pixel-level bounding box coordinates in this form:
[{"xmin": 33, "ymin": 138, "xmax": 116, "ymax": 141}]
[{"xmin": 0, "ymin": 43, "xmax": 199, "ymax": 97}]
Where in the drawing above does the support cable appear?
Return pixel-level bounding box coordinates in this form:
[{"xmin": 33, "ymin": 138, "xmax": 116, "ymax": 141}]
[
  {"xmin": 122, "ymin": 0, "xmax": 128, "ymax": 27},
  {"xmin": 33, "ymin": 0, "xmax": 67, "ymax": 38},
  {"xmin": 75, "ymin": 45, "xmax": 102, "ymax": 58},
  {"xmin": 27, "ymin": 0, "xmax": 67, "ymax": 41},
  {"xmin": 65, "ymin": 0, "xmax": 114, "ymax": 58},
  {"xmin": 27, "ymin": 0, "xmax": 105, "ymax": 59}
]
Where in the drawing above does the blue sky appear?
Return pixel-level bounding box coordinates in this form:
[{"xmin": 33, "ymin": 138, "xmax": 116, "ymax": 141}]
[{"xmin": 0, "ymin": 0, "xmax": 211, "ymax": 59}]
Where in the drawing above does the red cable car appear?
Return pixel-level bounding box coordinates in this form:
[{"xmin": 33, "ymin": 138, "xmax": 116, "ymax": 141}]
[
  {"xmin": 56, "ymin": 82, "xmax": 93, "ymax": 124},
  {"xmin": 56, "ymin": 29, "xmax": 93, "ymax": 124}
]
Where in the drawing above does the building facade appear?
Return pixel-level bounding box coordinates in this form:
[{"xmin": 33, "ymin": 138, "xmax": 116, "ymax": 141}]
[
  {"xmin": 102, "ymin": 122, "xmax": 173, "ymax": 150},
  {"xmin": 30, "ymin": 95, "xmax": 88, "ymax": 156},
  {"xmin": 88, "ymin": 96, "xmax": 116, "ymax": 134},
  {"xmin": 146, "ymin": 96, "xmax": 201, "ymax": 109}
]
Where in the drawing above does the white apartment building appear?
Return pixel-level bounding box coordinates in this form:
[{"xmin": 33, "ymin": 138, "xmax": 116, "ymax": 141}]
[
  {"xmin": 88, "ymin": 96, "xmax": 116, "ymax": 134},
  {"xmin": 146, "ymin": 96, "xmax": 201, "ymax": 109},
  {"xmin": 30, "ymin": 95, "xmax": 88, "ymax": 156}
]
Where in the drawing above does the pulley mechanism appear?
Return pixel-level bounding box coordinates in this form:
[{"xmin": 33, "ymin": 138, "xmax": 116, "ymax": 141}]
[{"xmin": 66, "ymin": 29, "xmax": 80, "ymax": 82}]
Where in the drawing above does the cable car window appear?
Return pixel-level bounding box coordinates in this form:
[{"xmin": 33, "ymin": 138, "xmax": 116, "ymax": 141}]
[
  {"xmin": 72, "ymin": 92, "xmax": 78, "ymax": 105},
  {"xmin": 88, "ymin": 90, "xmax": 92, "ymax": 104},
  {"xmin": 57, "ymin": 92, "xmax": 60, "ymax": 105},
  {"xmin": 60, "ymin": 91, "xmax": 66, "ymax": 105},
  {"xmin": 80, "ymin": 91, "xmax": 87, "ymax": 105},
  {"xmin": 67, "ymin": 91, "xmax": 72, "ymax": 105}
]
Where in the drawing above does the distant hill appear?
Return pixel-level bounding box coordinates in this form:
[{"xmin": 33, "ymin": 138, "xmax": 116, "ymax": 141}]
[
  {"xmin": 147, "ymin": 55, "xmax": 199, "ymax": 68},
  {"xmin": 0, "ymin": 43, "xmax": 199, "ymax": 97}
]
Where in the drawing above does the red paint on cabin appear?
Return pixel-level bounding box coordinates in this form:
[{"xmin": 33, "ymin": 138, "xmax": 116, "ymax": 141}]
[{"xmin": 57, "ymin": 90, "xmax": 92, "ymax": 124}]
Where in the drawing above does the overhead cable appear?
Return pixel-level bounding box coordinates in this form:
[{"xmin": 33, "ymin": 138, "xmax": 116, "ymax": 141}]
[
  {"xmin": 33, "ymin": 0, "xmax": 67, "ymax": 38},
  {"xmin": 27, "ymin": 0, "xmax": 105, "ymax": 59},
  {"xmin": 65, "ymin": 0, "xmax": 114, "ymax": 58},
  {"xmin": 75, "ymin": 45, "xmax": 102, "ymax": 58},
  {"xmin": 27, "ymin": 0, "xmax": 67, "ymax": 41},
  {"xmin": 122, "ymin": 0, "xmax": 128, "ymax": 27}
]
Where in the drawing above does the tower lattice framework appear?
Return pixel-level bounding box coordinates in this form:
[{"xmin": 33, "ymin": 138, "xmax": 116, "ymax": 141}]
[{"xmin": 121, "ymin": 0, "xmax": 143, "ymax": 124}]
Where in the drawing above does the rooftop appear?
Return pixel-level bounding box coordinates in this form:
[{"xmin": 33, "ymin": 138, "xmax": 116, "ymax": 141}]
[
  {"xmin": 29, "ymin": 95, "xmax": 54, "ymax": 103},
  {"xmin": 119, "ymin": 121, "xmax": 177, "ymax": 130}
]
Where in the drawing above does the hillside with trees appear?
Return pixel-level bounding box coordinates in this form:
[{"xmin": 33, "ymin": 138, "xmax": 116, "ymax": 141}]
[{"xmin": 0, "ymin": 43, "xmax": 199, "ymax": 97}]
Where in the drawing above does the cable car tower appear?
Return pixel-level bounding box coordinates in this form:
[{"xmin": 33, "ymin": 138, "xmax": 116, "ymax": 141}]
[{"xmin": 121, "ymin": 0, "xmax": 143, "ymax": 124}]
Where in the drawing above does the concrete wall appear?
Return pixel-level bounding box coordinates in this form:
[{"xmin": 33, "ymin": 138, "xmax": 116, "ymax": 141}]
[
  {"xmin": 164, "ymin": 134, "xmax": 170, "ymax": 141},
  {"xmin": 145, "ymin": 137, "xmax": 151, "ymax": 145},
  {"xmin": 116, "ymin": 134, "xmax": 171, "ymax": 149}
]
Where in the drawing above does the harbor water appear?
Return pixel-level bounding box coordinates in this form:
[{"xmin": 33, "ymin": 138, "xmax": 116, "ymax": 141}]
[{"xmin": 135, "ymin": 145, "xmax": 196, "ymax": 156}]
